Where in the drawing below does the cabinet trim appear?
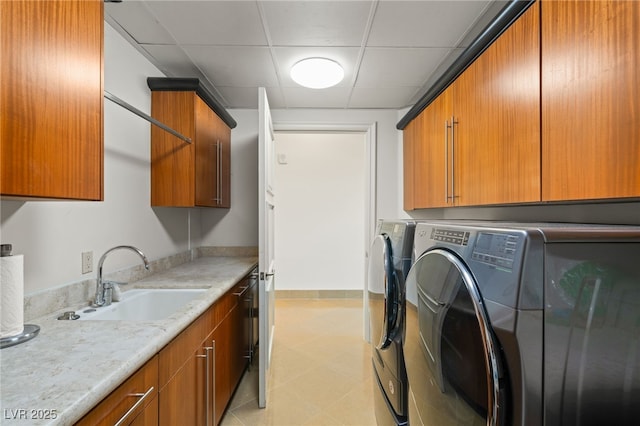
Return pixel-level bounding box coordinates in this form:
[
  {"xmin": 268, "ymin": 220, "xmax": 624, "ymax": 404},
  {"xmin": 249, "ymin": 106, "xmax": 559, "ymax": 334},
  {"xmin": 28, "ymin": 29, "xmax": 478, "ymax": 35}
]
[
  {"xmin": 396, "ymin": 0, "xmax": 535, "ymax": 130},
  {"xmin": 147, "ymin": 77, "xmax": 236, "ymax": 129}
]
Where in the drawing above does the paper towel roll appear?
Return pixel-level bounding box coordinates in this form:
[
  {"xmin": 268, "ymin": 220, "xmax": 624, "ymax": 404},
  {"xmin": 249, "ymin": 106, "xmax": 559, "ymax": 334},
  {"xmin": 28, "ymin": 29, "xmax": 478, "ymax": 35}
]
[{"xmin": 1, "ymin": 255, "xmax": 24, "ymax": 338}]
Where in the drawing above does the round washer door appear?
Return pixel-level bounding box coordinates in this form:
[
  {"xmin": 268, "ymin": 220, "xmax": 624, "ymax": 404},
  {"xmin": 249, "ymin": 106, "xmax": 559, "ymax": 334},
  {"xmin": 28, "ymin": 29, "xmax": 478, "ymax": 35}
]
[
  {"xmin": 404, "ymin": 248, "xmax": 506, "ymax": 426},
  {"xmin": 368, "ymin": 234, "xmax": 399, "ymax": 350}
]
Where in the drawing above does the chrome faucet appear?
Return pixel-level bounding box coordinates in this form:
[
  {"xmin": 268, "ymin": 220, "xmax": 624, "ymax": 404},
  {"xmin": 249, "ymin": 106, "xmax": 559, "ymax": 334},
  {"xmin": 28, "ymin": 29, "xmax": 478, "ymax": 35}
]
[{"xmin": 93, "ymin": 245, "xmax": 150, "ymax": 307}]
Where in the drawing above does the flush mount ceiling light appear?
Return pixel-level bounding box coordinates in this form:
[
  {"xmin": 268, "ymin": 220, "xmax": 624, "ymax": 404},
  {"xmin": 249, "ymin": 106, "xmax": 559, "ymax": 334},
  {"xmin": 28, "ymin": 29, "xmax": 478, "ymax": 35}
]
[{"xmin": 290, "ymin": 57, "xmax": 344, "ymax": 89}]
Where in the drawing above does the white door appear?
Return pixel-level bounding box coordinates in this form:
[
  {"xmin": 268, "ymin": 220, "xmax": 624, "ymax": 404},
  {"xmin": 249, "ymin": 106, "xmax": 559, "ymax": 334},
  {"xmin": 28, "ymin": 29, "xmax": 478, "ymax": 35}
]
[{"xmin": 258, "ymin": 87, "xmax": 275, "ymax": 408}]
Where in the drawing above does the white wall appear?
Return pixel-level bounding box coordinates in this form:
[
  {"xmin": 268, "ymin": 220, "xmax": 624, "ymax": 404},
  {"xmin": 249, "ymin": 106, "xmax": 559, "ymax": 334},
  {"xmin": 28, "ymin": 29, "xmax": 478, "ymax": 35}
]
[
  {"xmin": 0, "ymin": 24, "xmax": 200, "ymax": 295},
  {"xmin": 200, "ymin": 109, "xmax": 259, "ymax": 247},
  {"xmin": 200, "ymin": 107, "xmax": 403, "ymax": 248},
  {"xmin": 274, "ymin": 132, "xmax": 366, "ymax": 290}
]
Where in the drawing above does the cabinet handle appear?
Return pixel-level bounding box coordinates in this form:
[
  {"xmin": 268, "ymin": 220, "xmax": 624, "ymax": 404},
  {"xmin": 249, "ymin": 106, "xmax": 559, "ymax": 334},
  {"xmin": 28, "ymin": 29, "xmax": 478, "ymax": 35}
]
[
  {"xmin": 450, "ymin": 116, "xmax": 457, "ymax": 202},
  {"xmin": 245, "ymin": 295, "xmax": 253, "ymax": 365},
  {"xmin": 214, "ymin": 140, "xmax": 222, "ymax": 205},
  {"xmin": 233, "ymin": 286, "xmax": 249, "ymax": 297},
  {"xmin": 114, "ymin": 386, "xmax": 155, "ymax": 426},
  {"xmin": 444, "ymin": 119, "xmax": 450, "ymax": 204},
  {"xmin": 211, "ymin": 340, "xmax": 216, "ymax": 426},
  {"xmin": 197, "ymin": 348, "xmax": 211, "ymax": 426}
]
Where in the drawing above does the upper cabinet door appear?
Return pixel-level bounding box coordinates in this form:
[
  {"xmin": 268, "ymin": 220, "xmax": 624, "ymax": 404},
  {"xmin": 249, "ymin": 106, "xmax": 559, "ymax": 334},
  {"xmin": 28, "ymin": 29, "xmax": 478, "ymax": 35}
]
[
  {"xmin": 194, "ymin": 96, "xmax": 218, "ymax": 207},
  {"xmin": 150, "ymin": 91, "xmax": 196, "ymax": 207},
  {"xmin": 194, "ymin": 97, "xmax": 231, "ymax": 208},
  {"xmin": 453, "ymin": 1, "xmax": 541, "ymax": 207},
  {"xmin": 414, "ymin": 87, "xmax": 451, "ymax": 209},
  {"xmin": 542, "ymin": 0, "xmax": 640, "ymax": 201},
  {"xmin": 0, "ymin": 0, "xmax": 104, "ymax": 200},
  {"xmin": 214, "ymin": 112, "xmax": 231, "ymax": 209}
]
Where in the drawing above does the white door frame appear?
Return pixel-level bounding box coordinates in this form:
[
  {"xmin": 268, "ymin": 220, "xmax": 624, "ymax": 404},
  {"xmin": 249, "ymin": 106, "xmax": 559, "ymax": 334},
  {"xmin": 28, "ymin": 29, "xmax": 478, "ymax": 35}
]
[{"xmin": 273, "ymin": 121, "xmax": 377, "ymax": 341}]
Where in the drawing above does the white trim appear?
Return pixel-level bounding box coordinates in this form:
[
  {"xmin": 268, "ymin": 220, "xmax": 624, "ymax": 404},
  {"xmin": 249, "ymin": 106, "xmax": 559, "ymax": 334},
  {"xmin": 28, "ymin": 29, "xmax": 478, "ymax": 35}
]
[
  {"xmin": 274, "ymin": 122, "xmax": 374, "ymax": 133},
  {"xmin": 273, "ymin": 121, "xmax": 377, "ymax": 341}
]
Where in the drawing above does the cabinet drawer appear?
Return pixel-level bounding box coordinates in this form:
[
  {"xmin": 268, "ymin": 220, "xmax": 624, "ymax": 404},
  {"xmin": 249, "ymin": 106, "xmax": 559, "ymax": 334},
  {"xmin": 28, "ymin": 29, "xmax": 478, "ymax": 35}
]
[
  {"xmin": 213, "ymin": 281, "xmax": 244, "ymax": 325},
  {"xmin": 76, "ymin": 356, "xmax": 158, "ymax": 426}
]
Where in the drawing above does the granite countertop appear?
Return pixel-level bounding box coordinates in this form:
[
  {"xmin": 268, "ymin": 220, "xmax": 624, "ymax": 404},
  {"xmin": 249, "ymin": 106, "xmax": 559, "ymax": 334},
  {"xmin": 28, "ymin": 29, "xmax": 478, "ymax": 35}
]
[{"xmin": 0, "ymin": 256, "xmax": 258, "ymax": 425}]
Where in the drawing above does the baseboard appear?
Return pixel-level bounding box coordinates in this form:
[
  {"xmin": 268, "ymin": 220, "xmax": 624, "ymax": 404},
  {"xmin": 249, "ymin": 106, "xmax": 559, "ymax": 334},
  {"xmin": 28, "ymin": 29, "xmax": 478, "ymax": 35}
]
[{"xmin": 275, "ymin": 290, "xmax": 363, "ymax": 299}]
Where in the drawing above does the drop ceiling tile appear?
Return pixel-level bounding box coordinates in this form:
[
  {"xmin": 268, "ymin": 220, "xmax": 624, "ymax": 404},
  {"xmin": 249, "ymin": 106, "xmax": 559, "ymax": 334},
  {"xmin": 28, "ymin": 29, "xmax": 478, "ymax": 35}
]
[
  {"xmin": 141, "ymin": 44, "xmax": 203, "ymax": 77},
  {"xmin": 349, "ymin": 87, "xmax": 420, "ymax": 109},
  {"xmin": 105, "ymin": 1, "xmax": 175, "ymax": 44},
  {"xmin": 217, "ymin": 86, "xmax": 285, "ymax": 109},
  {"xmin": 282, "ymin": 87, "xmax": 351, "ymax": 109},
  {"xmin": 272, "ymin": 47, "xmax": 360, "ymax": 88},
  {"xmin": 368, "ymin": 1, "xmax": 492, "ymax": 48},
  {"xmin": 356, "ymin": 47, "xmax": 452, "ymax": 88},
  {"xmin": 145, "ymin": 0, "xmax": 267, "ymax": 46},
  {"xmin": 105, "ymin": 0, "xmax": 505, "ymax": 109},
  {"xmin": 181, "ymin": 46, "xmax": 279, "ymax": 87},
  {"xmin": 261, "ymin": 1, "xmax": 374, "ymax": 47}
]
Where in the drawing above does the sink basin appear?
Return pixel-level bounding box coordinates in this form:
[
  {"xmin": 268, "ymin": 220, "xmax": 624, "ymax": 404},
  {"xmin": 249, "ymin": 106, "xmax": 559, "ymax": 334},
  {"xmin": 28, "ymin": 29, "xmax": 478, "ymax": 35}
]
[{"xmin": 78, "ymin": 288, "xmax": 207, "ymax": 321}]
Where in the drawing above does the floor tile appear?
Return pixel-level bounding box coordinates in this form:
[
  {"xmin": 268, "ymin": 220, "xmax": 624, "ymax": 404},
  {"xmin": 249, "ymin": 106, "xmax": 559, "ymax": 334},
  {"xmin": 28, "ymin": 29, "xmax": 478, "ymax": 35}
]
[{"xmin": 220, "ymin": 298, "xmax": 375, "ymax": 426}]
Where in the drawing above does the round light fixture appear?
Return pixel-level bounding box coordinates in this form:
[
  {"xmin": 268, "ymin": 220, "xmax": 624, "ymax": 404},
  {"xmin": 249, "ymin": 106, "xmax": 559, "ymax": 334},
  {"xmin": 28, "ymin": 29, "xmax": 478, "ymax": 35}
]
[{"xmin": 290, "ymin": 57, "xmax": 344, "ymax": 89}]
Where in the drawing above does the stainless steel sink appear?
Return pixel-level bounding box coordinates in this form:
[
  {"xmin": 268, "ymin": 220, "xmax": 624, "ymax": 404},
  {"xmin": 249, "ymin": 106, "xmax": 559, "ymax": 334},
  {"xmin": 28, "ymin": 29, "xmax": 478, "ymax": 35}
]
[{"xmin": 77, "ymin": 288, "xmax": 206, "ymax": 321}]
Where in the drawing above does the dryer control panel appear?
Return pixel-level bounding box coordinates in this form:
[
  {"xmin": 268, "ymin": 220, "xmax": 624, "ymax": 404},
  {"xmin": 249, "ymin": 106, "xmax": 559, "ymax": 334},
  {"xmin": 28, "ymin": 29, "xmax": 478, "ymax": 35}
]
[
  {"xmin": 430, "ymin": 228, "xmax": 470, "ymax": 246},
  {"xmin": 471, "ymin": 232, "xmax": 520, "ymax": 272}
]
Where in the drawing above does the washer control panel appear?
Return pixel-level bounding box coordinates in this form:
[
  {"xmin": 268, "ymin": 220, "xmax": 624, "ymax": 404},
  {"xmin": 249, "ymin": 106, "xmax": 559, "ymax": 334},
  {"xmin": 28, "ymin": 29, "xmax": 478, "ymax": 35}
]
[{"xmin": 471, "ymin": 232, "xmax": 520, "ymax": 272}]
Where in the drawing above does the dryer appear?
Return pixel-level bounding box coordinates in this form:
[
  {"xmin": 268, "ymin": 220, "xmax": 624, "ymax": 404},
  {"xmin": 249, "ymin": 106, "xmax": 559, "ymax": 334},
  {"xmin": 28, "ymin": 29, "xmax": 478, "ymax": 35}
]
[
  {"xmin": 404, "ymin": 221, "xmax": 640, "ymax": 426},
  {"xmin": 368, "ymin": 220, "xmax": 416, "ymax": 425}
]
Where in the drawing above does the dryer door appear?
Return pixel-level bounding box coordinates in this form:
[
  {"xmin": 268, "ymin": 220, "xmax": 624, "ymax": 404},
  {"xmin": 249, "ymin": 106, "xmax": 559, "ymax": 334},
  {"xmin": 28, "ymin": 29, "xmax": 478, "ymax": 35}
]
[
  {"xmin": 404, "ymin": 248, "xmax": 506, "ymax": 426},
  {"xmin": 368, "ymin": 234, "xmax": 399, "ymax": 350}
]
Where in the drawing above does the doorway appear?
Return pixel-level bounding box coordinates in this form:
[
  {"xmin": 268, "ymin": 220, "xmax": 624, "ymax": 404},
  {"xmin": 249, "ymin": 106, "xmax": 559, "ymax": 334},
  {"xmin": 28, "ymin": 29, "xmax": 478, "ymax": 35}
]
[{"xmin": 273, "ymin": 131, "xmax": 368, "ymax": 295}]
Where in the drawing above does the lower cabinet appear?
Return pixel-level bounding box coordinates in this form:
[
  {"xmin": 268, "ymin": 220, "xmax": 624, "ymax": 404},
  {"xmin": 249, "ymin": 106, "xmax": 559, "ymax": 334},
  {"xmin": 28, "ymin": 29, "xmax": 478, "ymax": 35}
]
[
  {"xmin": 212, "ymin": 308, "xmax": 234, "ymax": 426},
  {"xmin": 158, "ymin": 278, "xmax": 251, "ymax": 426},
  {"xmin": 158, "ymin": 344, "xmax": 206, "ymax": 425},
  {"xmin": 78, "ymin": 272, "xmax": 255, "ymax": 426},
  {"xmin": 76, "ymin": 356, "xmax": 159, "ymax": 426}
]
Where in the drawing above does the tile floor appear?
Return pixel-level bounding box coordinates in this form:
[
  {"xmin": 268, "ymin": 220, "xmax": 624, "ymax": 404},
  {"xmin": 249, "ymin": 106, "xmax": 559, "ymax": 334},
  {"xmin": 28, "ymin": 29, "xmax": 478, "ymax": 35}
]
[{"xmin": 220, "ymin": 298, "xmax": 376, "ymax": 426}]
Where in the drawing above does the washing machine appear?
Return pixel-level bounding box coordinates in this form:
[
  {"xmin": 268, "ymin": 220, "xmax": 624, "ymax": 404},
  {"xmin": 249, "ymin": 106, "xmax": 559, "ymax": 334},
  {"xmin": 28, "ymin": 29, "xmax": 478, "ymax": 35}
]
[
  {"xmin": 404, "ymin": 221, "xmax": 640, "ymax": 426},
  {"xmin": 368, "ymin": 220, "xmax": 417, "ymax": 425}
]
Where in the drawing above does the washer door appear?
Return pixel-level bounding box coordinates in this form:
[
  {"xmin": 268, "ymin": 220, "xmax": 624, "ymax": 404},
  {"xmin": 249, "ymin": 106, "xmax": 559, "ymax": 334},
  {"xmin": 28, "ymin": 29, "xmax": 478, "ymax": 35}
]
[
  {"xmin": 368, "ymin": 234, "xmax": 399, "ymax": 350},
  {"xmin": 404, "ymin": 249, "xmax": 506, "ymax": 426}
]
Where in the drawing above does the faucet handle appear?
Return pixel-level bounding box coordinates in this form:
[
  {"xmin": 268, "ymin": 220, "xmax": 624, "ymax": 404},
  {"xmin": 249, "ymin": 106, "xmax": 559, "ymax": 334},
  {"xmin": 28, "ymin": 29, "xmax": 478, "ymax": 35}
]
[
  {"xmin": 103, "ymin": 285, "xmax": 113, "ymax": 306},
  {"xmin": 104, "ymin": 281, "xmax": 126, "ymax": 302},
  {"xmin": 102, "ymin": 280, "xmax": 125, "ymax": 289}
]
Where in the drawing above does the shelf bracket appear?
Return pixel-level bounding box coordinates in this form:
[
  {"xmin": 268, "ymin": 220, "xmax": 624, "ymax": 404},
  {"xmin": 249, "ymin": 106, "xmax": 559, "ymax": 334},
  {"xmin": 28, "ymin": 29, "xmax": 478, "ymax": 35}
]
[{"xmin": 104, "ymin": 90, "xmax": 192, "ymax": 144}]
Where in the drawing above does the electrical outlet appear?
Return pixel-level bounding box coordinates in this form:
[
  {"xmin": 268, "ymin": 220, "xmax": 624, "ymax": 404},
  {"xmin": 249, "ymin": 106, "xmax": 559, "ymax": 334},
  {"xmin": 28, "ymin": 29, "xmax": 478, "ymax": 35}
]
[{"xmin": 82, "ymin": 251, "xmax": 93, "ymax": 274}]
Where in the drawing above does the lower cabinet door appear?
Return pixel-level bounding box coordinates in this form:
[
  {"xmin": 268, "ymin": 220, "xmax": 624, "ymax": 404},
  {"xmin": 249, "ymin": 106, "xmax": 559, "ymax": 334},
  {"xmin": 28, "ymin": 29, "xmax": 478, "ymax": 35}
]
[
  {"xmin": 159, "ymin": 348, "xmax": 206, "ymax": 425},
  {"xmin": 212, "ymin": 314, "xmax": 233, "ymax": 426}
]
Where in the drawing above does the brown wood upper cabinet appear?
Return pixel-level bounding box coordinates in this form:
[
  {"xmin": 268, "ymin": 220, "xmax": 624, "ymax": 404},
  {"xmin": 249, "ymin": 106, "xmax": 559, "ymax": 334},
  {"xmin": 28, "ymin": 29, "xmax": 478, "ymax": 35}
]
[
  {"xmin": 405, "ymin": 2, "xmax": 540, "ymax": 209},
  {"xmin": 408, "ymin": 87, "xmax": 451, "ymax": 209},
  {"xmin": 541, "ymin": 0, "xmax": 640, "ymax": 202},
  {"xmin": 0, "ymin": 0, "xmax": 104, "ymax": 200},
  {"xmin": 148, "ymin": 79, "xmax": 236, "ymax": 208}
]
